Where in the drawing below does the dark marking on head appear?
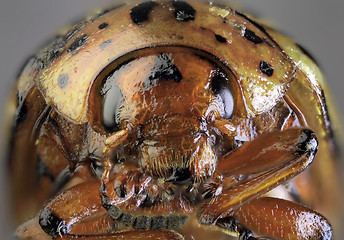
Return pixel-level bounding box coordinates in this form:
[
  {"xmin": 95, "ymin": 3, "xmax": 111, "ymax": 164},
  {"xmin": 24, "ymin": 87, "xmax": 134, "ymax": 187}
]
[
  {"xmin": 57, "ymin": 74, "xmax": 69, "ymax": 88},
  {"xmin": 259, "ymin": 60, "xmax": 274, "ymax": 77},
  {"xmin": 67, "ymin": 34, "xmax": 88, "ymax": 54},
  {"xmin": 171, "ymin": 1, "xmax": 196, "ymax": 22},
  {"xmin": 98, "ymin": 22, "xmax": 109, "ymax": 29},
  {"xmin": 234, "ymin": 10, "xmax": 286, "ymax": 51},
  {"xmin": 134, "ymin": 215, "xmax": 151, "ymax": 230},
  {"xmin": 148, "ymin": 54, "xmax": 182, "ymax": 84},
  {"xmin": 244, "ymin": 29, "xmax": 263, "ymax": 44},
  {"xmin": 100, "ymin": 39, "xmax": 112, "ymax": 49},
  {"xmin": 39, "ymin": 208, "xmax": 70, "ymax": 237},
  {"xmin": 130, "ymin": 1, "xmax": 159, "ymax": 25},
  {"xmin": 296, "ymin": 43, "xmax": 319, "ymax": 64},
  {"xmin": 150, "ymin": 215, "xmax": 166, "ymax": 230},
  {"xmin": 215, "ymin": 34, "xmax": 227, "ymax": 43}
]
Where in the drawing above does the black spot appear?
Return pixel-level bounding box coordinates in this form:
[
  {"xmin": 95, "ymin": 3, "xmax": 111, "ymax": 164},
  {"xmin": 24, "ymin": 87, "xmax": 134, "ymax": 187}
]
[
  {"xmin": 148, "ymin": 54, "xmax": 182, "ymax": 84},
  {"xmin": 296, "ymin": 43, "xmax": 319, "ymax": 64},
  {"xmin": 244, "ymin": 29, "xmax": 263, "ymax": 44},
  {"xmin": 133, "ymin": 215, "xmax": 151, "ymax": 230},
  {"xmin": 39, "ymin": 208, "xmax": 70, "ymax": 237},
  {"xmin": 215, "ymin": 34, "xmax": 227, "ymax": 43},
  {"xmin": 67, "ymin": 34, "xmax": 88, "ymax": 54},
  {"xmin": 57, "ymin": 74, "xmax": 69, "ymax": 88},
  {"xmin": 150, "ymin": 215, "xmax": 166, "ymax": 230},
  {"xmin": 259, "ymin": 60, "xmax": 274, "ymax": 77},
  {"xmin": 296, "ymin": 129, "xmax": 318, "ymax": 156},
  {"xmin": 99, "ymin": 39, "xmax": 112, "ymax": 49},
  {"xmin": 171, "ymin": 1, "xmax": 196, "ymax": 22},
  {"xmin": 130, "ymin": 1, "xmax": 159, "ymax": 25},
  {"xmin": 235, "ymin": 10, "xmax": 285, "ymax": 50},
  {"xmin": 98, "ymin": 22, "xmax": 109, "ymax": 29}
]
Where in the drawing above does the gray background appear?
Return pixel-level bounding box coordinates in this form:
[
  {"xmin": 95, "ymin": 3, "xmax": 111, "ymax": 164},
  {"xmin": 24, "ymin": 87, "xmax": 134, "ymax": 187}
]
[{"xmin": 0, "ymin": 0, "xmax": 343, "ymax": 238}]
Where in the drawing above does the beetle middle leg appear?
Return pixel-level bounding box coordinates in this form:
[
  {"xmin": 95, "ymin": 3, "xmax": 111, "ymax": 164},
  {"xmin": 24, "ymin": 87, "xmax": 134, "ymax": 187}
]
[{"xmin": 197, "ymin": 127, "xmax": 332, "ymax": 239}]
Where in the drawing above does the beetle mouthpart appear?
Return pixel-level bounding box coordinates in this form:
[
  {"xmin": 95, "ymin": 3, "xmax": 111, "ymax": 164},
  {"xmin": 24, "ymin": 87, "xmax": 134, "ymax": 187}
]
[{"xmin": 165, "ymin": 167, "xmax": 193, "ymax": 185}]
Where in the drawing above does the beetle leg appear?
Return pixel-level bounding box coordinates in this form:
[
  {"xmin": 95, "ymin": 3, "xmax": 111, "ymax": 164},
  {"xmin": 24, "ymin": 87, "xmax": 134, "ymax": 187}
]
[
  {"xmin": 16, "ymin": 217, "xmax": 184, "ymax": 240},
  {"xmin": 55, "ymin": 230, "xmax": 184, "ymax": 240},
  {"xmin": 198, "ymin": 128, "xmax": 318, "ymax": 224},
  {"xmin": 228, "ymin": 197, "xmax": 332, "ymax": 240},
  {"xmin": 218, "ymin": 128, "xmax": 316, "ymax": 175},
  {"xmin": 37, "ymin": 171, "xmax": 145, "ymax": 237}
]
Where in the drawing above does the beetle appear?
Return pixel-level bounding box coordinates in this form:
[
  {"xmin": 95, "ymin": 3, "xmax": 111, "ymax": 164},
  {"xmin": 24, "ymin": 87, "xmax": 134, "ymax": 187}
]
[{"xmin": 8, "ymin": 0, "xmax": 343, "ymax": 239}]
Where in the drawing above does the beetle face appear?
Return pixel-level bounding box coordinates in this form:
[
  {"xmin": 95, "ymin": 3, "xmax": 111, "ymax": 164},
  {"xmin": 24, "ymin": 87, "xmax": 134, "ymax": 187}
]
[
  {"xmin": 88, "ymin": 47, "xmax": 239, "ymax": 181},
  {"xmin": 9, "ymin": 1, "xmax": 343, "ymax": 239}
]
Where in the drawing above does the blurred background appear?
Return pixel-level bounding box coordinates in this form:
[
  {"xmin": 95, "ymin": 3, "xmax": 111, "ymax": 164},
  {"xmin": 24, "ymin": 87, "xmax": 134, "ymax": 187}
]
[{"xmin": 0, "ymin": 0, "xmax": 343, "ymax": 238}]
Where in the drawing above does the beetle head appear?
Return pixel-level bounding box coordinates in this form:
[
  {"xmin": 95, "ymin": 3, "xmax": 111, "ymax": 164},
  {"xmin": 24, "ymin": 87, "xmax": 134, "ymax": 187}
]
[{"xmin": 88, "ymin": 47, "xmax": 240, "ymax": 182}]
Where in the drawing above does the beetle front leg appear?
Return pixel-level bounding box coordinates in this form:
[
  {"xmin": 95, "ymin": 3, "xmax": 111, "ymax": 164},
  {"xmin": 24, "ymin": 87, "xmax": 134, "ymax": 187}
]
[
  {"xmin": 56, "ymin": 230, "xmax": 184, "ymax": 240},
  {"xmin": 198, "ymin": 128, "xmax": 322, "ymax": 233},
  {"xmin": 228, "ymin": 197, "xmax": 332, "ymax": 240}
]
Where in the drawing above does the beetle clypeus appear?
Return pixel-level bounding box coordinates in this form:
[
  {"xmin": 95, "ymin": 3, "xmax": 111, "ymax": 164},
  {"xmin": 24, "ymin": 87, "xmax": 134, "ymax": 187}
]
[{"xmin": 8, "ymin": 1, "xmax": 343, "ymax": 239}]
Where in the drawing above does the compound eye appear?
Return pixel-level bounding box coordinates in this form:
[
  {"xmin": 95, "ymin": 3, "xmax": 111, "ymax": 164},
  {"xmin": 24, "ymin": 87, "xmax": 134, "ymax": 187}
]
[
  {"xmin": 210, "ymin": 74, "xmax": 234, "ymax": 119},
  {"xmin": 101, "ymin": 73, "xmax": 123, "ymax": 133}
]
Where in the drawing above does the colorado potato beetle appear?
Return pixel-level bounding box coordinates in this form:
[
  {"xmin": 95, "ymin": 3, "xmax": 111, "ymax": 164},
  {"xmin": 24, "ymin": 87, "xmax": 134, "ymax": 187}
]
[{"xmin": 8, "ymin": 1, "xmax": 343, "ymax": 239}]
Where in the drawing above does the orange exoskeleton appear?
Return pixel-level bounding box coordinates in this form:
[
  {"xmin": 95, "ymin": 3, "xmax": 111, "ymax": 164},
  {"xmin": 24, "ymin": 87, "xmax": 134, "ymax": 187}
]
[{"xmin": 8, "ymin": 1, "xmax": 343, "ymax": 239}]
